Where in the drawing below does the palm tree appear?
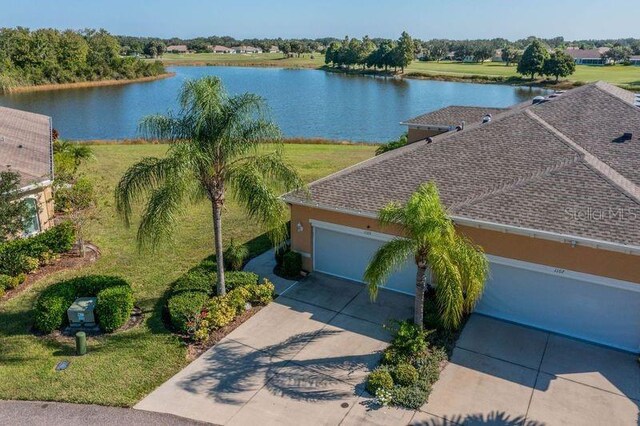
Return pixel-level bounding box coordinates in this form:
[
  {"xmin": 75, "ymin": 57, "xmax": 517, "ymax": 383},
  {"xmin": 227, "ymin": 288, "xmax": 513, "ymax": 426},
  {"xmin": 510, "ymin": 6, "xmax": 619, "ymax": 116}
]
[
  {"xmin": 364, "ymin": 183, "xmax": 488, "ymax": 329},
  {"xmin": 115, "ymin": 76, "xmax": 304, "ymax": 296},
  {"xmin": 53, "ymin": 140, "xmax": 95, "ymax": 174}
]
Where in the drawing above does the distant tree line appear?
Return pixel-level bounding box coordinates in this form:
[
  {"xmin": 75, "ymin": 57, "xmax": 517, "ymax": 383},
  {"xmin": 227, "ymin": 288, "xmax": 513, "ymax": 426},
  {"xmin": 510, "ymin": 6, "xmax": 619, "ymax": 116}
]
[
  {"xmin": 0, "ymin": 27, "xmax": 165, "ymax": 91},
  {"xmin": 324, "ymin": 32, "xmax": 415, "ymax": 72}
]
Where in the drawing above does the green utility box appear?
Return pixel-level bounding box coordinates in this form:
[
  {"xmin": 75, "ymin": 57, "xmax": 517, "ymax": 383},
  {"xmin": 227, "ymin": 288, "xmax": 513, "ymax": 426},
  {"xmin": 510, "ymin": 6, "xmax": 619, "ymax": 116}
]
[{"xmin": 67, "ymin": 297, "xmax": 97, "ymax": 328}]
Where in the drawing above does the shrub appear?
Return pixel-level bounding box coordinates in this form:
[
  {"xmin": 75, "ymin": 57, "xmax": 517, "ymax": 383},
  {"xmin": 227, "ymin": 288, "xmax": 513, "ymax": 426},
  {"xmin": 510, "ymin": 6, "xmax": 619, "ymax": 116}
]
[
  {"xmin": 167, "ymin": 291, "xmax": 209, "ymax": 333},
  {"xmin": 33, "ymin": 221, "xmax": 75, "ymax": 253},
  {"xmin": 389, "ymin": 320, "xmax": 428, "ymax": 358},
  {"xmin": 95, "ymin": 286, "xmax": 135, "ymax": 332},
  {"xmin": 0, "ymin": 273, "xmax": 25, "ymax": 290},
  {"xmin": 245, "ymin": 279, "xmax": 275, "ymax": 305},
  {"xmin": 205, "ymin": 297, "xmax": 236, "ymax": 329},
  {"xmin": 217, "ymin": 271, "xmax": 259, "ymax": 291},
  {"xmin": 224, "ymin": 239, "xmax": 249, "ymax": 271},
  {"xmin": 226, "ymin": 286, "xmax": 251, "ymax": 314},
  {"xmin": 34, "ymin": 275, "xmax": 133, "ymax": 333},
  {"xmin": 172, "ymin": 269, "xmax": 215, "ymax": 294},
  {"xmin": 392, "ymin": 363, "xmax": 419, "ymax": 386},
  {"xmin": 366, "ymin": 367, "xmax": 394, "ymax": 395},
  {"xmin": 282, "ymin": 251, "xmax": 302, "ymax": 277},
  {"xmin": 274, "ymin": 243, "xmax": 290, "ymax": 267},
  {"xmin": 0, "ymin": 222, "xmax": 75, "ymax": 275}
]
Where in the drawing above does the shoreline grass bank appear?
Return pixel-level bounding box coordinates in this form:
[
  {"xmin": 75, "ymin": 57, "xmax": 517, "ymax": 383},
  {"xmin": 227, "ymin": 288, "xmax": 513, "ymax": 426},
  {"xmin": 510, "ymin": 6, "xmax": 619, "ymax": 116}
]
[{"xmin": 3, "ymin": 72, "xmax": 176, "ymax": 94}]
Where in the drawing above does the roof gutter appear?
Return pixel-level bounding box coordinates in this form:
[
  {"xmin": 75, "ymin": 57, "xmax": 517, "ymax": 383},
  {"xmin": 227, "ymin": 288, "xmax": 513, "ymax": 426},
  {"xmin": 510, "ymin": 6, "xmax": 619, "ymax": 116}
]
[
  {"xmin": 284, "ymin": 198, "xmax": 640, "ymax": 256},
  {"xmin": 399, "ymin": 122, "xmax": 452, "ymax": 131},
  {"xmin": 18, "ymin": 179, "xmax": 53, "ymax": 193}
]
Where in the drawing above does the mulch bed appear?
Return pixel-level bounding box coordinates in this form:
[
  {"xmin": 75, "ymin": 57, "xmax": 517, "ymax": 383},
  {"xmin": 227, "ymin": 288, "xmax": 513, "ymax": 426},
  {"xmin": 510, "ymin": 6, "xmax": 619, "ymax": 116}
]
[
  {"xmin": 186, "ymin": 305, "xmax": 264, "ymax": 361},
  {"xmin": 0, "ymin": 243, "xmax": 100, "ymax": 303}
]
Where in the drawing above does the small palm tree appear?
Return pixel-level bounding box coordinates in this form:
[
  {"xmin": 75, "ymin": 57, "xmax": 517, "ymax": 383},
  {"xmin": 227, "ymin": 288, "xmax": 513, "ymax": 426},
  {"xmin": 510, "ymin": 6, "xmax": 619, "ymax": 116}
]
[
  {"xmin": 364, "ymin": 183, "xmax": 488, "ymax": 329},
  {"xmin": 115, "ymin": 76, "xmax": 304, "ymax": 296}
]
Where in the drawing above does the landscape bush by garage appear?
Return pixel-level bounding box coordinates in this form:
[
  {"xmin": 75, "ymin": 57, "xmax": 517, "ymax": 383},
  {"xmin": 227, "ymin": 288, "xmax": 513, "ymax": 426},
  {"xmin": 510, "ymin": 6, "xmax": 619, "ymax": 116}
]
[
  {"xmin": 282, "ymin": 251, "xmax": 302, "ymax": 277},
  {"xmin": 34, "ymin": 275, "xmax": 134, "ymax": 333},
  {"xmin": 366, "ymin": 320, "xmax": 449, "ymax": 409},
  {"xmin": 166, "ymin": 263, "xmax": 260, "ymax": 334},
  {"xmin": 0, "ymin": 222, "xmax": 75, "ymax": 276}
]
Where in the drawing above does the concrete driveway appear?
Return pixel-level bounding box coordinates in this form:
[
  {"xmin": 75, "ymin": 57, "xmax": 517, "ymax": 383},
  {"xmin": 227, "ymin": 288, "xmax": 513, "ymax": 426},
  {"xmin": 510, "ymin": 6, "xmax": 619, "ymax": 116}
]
[
  {"xmin": 414, "ymin": 315, "xmax": 640, "ymax": 425},
  {"xmin": 135, "ymin": 273, "xmax": 415, "ymax": 425},
  {"xmin": 136, "ymin": 270, "xmax": 640, "ymax": 426}
]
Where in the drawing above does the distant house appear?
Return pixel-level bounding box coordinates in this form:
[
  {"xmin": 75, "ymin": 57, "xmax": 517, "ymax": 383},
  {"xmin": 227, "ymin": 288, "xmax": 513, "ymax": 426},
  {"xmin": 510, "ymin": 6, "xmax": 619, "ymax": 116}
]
[
  {"xmin": 268, "ymin": 45, "xmax": 280, "ymax": 54},
  {"xmin": 630, "ymin": 55, "xmax": 640, "ymax": 66},
  {"xmin": 166, "ymin": 45, "xmax": 189, "ymax": 54},
  {"xmin": 400, "ymin": 106, "xmax": 507, "ymax": 143},
  {"xmin": 0, "ymin": 107, "xmax": 55, "ymax": 236},
  {"xmin": 492, "ymin": 49, "xmax": 504, "ymax": 62},
  {"xmin": 232, "ymin": 45, "xmax": 262, "ymax": 54},
  {"xmin": 564, "ymin": 47, "xmax": 612, "ymax": 65},
  {"xmin": 210, "ymin": 45, "xmax": 234, "ymax": 54}
]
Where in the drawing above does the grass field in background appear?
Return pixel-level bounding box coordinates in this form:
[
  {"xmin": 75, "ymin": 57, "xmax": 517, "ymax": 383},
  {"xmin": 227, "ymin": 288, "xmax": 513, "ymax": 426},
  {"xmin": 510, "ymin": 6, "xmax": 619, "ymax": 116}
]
[{"xmin": 0, "ymin": 142, "xmax": 376, "ymax": 406}]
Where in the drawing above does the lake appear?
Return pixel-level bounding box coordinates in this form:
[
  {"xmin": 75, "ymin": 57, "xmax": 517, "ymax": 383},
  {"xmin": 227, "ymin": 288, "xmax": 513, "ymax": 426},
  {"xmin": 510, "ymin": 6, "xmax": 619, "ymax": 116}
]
[{"xmin": 0, "ymin": 67, "xmax": 550, "ymax": 142}]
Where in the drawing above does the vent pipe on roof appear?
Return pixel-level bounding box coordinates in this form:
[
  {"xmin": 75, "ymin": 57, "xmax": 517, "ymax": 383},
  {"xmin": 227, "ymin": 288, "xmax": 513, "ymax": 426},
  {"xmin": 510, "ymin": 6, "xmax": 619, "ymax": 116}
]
[
  {"xmin": 482, "ymin": 114, "xmax": 492, "ymax": 124},
  {"xmin": 635, "ymin": 94, "xmax": 640, "ymax": 107}
]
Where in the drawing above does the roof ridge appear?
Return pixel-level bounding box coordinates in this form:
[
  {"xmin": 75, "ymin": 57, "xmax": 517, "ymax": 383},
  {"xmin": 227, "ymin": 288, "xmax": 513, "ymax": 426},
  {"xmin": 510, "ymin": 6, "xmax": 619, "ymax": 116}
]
[
  {"xmin": 526, "ymin": 109, "xmax": 640, "ymax": 205},
  {"xmin": 449, "ymin": 155, "xmax": 581, "ymax": 212},
  {"xmin": 592, "ymin": 81, "xmax": 639, "ymax": 108}
]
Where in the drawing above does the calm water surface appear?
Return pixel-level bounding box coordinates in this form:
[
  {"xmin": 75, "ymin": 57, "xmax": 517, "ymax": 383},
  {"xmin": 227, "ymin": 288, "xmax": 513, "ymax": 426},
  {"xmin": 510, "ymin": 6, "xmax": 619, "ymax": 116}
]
[{"xmin": 0, "ymin": 67, "xmax": 550, "ymax": 142}]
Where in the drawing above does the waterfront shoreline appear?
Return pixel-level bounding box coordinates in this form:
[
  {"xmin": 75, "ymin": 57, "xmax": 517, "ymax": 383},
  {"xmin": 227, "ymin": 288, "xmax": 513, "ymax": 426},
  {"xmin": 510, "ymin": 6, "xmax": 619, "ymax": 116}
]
[{"xmin": 3, "ymin": 72, "xmax": 176, "ymax": 94}]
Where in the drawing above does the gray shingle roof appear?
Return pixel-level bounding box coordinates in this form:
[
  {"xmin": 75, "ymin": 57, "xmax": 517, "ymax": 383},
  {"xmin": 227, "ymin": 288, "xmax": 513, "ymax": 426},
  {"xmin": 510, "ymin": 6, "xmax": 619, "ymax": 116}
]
[
  {"xmin": 402, "ymin": 105, "xmax": 507, "ymax": 128},
  {"xmin": 285, "ymin": 82, "xmax": 640, "ymax": 248},
  {"xmin": 0, "ymin": 106, "xmax": 52, "ymax": 187}
]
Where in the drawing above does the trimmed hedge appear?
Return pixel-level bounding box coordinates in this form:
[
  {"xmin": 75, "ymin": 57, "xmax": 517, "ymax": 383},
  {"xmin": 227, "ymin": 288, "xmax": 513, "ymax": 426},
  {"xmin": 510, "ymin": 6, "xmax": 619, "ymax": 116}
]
[
  {"xmin": 0, "ymin": 222, "xmax": 75, "ymax": 276},
  {"xmin": 167, "ymin": 291, "xmax": 209, "ymax": 333},
  {"xmin": 34, "ymin": 275, "xmax": 134, "ymax": 333},
  {"xmin": 282, "ymin": 251, "xmax": 302, "ymax": 277},
  {"xmin": 166, "ymin": 264, "xmax": 262, "ymax": 334}
]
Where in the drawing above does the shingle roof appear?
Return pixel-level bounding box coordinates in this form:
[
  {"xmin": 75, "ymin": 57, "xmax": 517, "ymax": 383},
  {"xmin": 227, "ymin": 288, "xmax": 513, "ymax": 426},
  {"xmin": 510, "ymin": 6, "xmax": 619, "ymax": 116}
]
[
  {"xmin": 564, "ymin": 48, "xmax": 609, "ymax": 60},
  {"xmin": 284, "ymin": 82, "xmax": 640, "ymax": 248},
  {"xmin": 402, "ymin": 106, "xmax": 507, "ymax": 128},
  {"xmin": 0, "ymin": 106, "xmax": 52, "ymax": 187}
]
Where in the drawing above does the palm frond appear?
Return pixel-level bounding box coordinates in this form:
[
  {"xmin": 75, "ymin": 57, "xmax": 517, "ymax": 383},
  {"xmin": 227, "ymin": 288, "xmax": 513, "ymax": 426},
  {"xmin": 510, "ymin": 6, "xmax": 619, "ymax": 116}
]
[
  {"xmin": 363, "ymin": 238, "xmax": 415, "ymax": 301},
  {"xmin": 451, "ymin": 236, "xmax": 489, "ymax": 313},
  {"xmin": 136, "ymin": 173, "xmax": 194, "ymax": 251},
  {"xmin": 138, "ymin": 114, "xmax": 192, "ymax": 141},
  {"xmin": 428, "ymin": 242, "xmax": 464, "ymax": 330},
  {"xmin": 235, "ymin": 151, "xmax": 305, "ymax": 193},
  {"xmin": 227, "ymin": 164, "xmax": 289, "ymax": 245},
  {"xmin": 114, "ymin": 154, "xmax": 185, "ymax": 227}
]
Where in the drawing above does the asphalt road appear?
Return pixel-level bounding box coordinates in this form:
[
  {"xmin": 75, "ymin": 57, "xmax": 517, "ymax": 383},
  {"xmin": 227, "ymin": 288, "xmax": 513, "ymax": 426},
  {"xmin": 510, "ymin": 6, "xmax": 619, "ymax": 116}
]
[{"xmin": 0, "ymin": 401, "xmax": 210, "ymax": 425}]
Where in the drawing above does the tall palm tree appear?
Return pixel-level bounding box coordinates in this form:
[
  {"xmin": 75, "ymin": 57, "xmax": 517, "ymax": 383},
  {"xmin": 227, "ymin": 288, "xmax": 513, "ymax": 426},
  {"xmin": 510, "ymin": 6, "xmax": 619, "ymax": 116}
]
[
  {"xmin": 115, "ymin": 76, "xmax": 304, "ymax": 296},
  {"xmin": 364, "ymin": 183, "xmax": 488, "ymax": 329}
]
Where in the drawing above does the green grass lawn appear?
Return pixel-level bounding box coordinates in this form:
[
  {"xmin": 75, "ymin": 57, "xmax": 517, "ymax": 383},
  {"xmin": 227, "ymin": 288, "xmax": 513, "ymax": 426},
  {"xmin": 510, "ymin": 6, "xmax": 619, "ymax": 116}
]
[
  {"xmin": 0, "ymin": 142, "xmax": 376, "ymax": 407},
  {"xmin": 406, "ymin": 61, "xmax": 640, "ymax": 87},
  {"xmin": 158, "ymin": 52, "xmax": 326, "ymax": 68}
]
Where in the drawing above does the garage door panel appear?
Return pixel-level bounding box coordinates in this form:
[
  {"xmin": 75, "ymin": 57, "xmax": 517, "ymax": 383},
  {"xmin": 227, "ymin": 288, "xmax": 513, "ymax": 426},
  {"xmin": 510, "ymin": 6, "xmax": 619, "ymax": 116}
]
[
  {"xmin": 476, "ymin": 262, "xmax": 640, "ymax": 353},
  {"xmin": 314, "ymin": 227, "xmax": 417, "ymax": 295}
]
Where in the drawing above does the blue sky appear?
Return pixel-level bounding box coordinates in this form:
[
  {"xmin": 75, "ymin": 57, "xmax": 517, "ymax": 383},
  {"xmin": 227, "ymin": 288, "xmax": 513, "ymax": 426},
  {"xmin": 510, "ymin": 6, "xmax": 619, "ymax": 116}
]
[{"xmin": 1, "ymin": 0, "xmax": 637, "ymax": 40}]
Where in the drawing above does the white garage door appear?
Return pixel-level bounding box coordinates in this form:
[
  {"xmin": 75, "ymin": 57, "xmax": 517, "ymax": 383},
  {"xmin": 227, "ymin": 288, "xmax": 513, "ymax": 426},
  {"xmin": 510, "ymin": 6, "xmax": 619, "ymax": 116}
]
[
  {"xmin": 477, "ymin": 257, "xmax": 640, "ymax": 353},
  {"xmin": 312, "ymin": 222, "xmax": 417, "ymax": 295},
  {"xmin": 311, "ymin": 221, "xmax": 640, "ymax": 352}
]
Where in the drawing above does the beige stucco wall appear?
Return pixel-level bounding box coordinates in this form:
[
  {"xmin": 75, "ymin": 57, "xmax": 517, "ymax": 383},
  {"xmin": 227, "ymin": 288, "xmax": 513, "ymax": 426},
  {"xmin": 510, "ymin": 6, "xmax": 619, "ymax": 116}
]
[
  {"xmin": 22, "ymin": 184, "xmax": 55, "ymax": 232},
  {"xmin": 290, "ymin": 204, "xmax": 640, "ymax": 284}
]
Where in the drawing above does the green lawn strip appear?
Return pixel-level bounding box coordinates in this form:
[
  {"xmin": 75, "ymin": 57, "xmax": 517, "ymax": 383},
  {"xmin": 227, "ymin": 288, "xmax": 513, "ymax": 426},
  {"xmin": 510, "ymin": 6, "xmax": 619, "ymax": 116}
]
[{"xmin": 0, "ymin": 142, "xmax": 376, "ymax": 406}]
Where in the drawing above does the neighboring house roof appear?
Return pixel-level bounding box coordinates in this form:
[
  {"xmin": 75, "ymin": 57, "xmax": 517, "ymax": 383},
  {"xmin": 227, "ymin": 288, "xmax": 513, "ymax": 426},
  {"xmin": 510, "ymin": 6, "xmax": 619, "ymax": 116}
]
[
  {"xmin": 0, "ymin": 106, "xmax": 53, "ymax": 188},
  {"xmin": 284, "ymin": 82, "xmax": 640, "ymax": 250},
  {"xmin": 563, "ymin": 48, "xmax": 609, "ymax": 60},
  {"xmin": 402, "ymin": 106, "xmax": 507, "ymax": 129},
  {"xmin": 166, "ymin": 45, "xmax": 188, "ymax": 52},
  {"xmin": 211, "ymin": 45, "xmax": 232, "ymax": 52}
]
